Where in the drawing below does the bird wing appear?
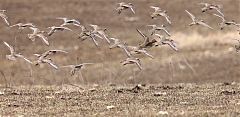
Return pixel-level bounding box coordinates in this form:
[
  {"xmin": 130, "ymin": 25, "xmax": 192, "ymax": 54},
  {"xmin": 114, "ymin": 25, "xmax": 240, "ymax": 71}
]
[
  {"xmin": 213, "ymin": 13, "xmax": 225, "ymax": 22},
  {"xmin": 156, "ymin": 27, "xmax": 171, "ymax": 36},
  {"xmin": 10, "ymin": 23, "xmax": 20, "ymax": 28},
  {"xmin": 37, "ymin": 34, "xmax": 50, "ymax": 46},
  {"xmin": 89, "ymin": 35, "xmax": 99, "ymax": 47},
  {"xmin": 162, "ymin": 28, "xmax": 171, "ymax": 36},
  {"xmin": 25, "ymin": 23, "xmax": 35, "ymax": 27},
  {"xmin": 97, "ymin": 31, "xmax": 110, "ymax": 44},
  {"xmin": 161, "ymin": 13, "xmax": 171, "ymax": 24},
  {"xmin": 140, "ymin": 49, "xmax": 154, "ymax": 58},
  {"xmin": 131, "ymin": 59, "xmax": 142, "ymax": 70},
  {"xmin": 119, "ymin": 44, "xmax": 132, "ymax": 57},
  {"xmin": 3, "ymin": 41, "xmax": 14, "ymax": 54},
  {"xmin": 49, "ymin": 50, "xmax": 68, "ymax": 54},
  {"xmin": 210, "ymin": 6, "xmax": 224, "ymax": 16},
  {"xmin": 43, "ymin": 49, "xmax": 68, "ymax": 58},
  {"xmin": 72, "ymin": 19, "xmax": 81, "ymax": 25},
  {"xmin": 44, "ymin": 59, "xmax": 58, "ymax": 69},
  {"xmin": 163, "ymin": 40, "xmax": 178, "ymax": 51},
  {"xmin": 129, "ymin": 7, "xmax": 135, "ymax": 14},
  {"xmin": 62, "ymin": 27, "xmax": 72, "ymax": 31},
  {"xmin": 198, "ymin": 21, "xmax": 213, "ymax": 29},
  {"xmin": 93, "ymin": 33, "xmax": 103, "ymax": 39},
  {"xmin": 0, "ymin": 13, "xmax": 9, "ymax": 26},
  {"xmin": 185, "ymin": 10, "xmax": 196, "ymax": 21},
  {"xmin": 60, "ymin": 65, "xmax": 75, "ymax": 68},
  {"xmin": 47, "ymin": 28, "xmax": 55, "ymax": 36},
  {"xmin": 15, "ymin": 54, "xmax": 33, "ymax": 64},
  {"xmin": 81, "ymin": 63, "xmax": 94, "ymax": 65},
  {"xmin": 136, "ymin": 29, "xmax": 147, "ymax": 39}
]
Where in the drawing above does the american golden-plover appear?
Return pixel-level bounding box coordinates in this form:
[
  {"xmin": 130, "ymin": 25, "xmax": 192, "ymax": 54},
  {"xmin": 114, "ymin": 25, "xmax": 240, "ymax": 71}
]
[{"xmin": 185, "ymin": 10, "xmax": 213, "ymax": 29}]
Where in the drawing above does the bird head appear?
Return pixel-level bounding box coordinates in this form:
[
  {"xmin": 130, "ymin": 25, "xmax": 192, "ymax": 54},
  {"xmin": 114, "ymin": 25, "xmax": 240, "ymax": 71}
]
[
  {"xmin": 33, "ymin": 61, "xmax": 39, "ymax": 66},
  {"xmin": 151, "ymin": 15, "xmax": 155, "ymax": 19}
]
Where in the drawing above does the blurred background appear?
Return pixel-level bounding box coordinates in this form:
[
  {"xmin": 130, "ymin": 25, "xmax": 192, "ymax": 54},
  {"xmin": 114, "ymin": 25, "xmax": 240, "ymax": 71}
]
[{"xmin": 0, "ymin": 0, "xmax": 239, "ymax": 86}]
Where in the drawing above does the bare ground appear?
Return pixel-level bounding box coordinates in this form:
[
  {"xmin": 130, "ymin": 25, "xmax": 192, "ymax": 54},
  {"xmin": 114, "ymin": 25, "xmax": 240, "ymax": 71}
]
[
  {"xmin": 1, "ymin": 83, "xmax": 240, "ymax": 116},
  {"xmin": 0, "ymin": 0, "xmax": 240, "ymax": 116}
]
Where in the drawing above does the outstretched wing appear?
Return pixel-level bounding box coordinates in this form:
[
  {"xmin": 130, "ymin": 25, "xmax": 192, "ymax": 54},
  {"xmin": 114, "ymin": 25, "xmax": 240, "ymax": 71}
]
[
  {"xmin": 47, "ymin": 28, "xmax": 56, "ymax": 36},
  {"xmin": 44, "ymin": 59, "xmax": 58, "ymax": 69},
  {"xmin": 129, "ymin": 7, "xmax": 135, "ymax": 14},
  {"xmin": 15, "ymin": 54, "xmax": 33, "ymax": 64},
  {"xmin": 0, "ymin": 13, "xmax": 9, "ymax": 26},
  {"xmin": 37, "ymin": 34, "xmax": 50, "ymax": 46},
  {"xmin": 198, "ymin": 21, "xmax": 213, "ymax": 29},
  {"xmin": 3, "ymin": 41, "xmax": 14, "ymax": 54},
  {"xmin": 185, "ymin": 10, "xmax": 196, "ymax": 21},
  {"xmin": 213, "ymin": 13, "xmax": 225, "ymax": 22}
]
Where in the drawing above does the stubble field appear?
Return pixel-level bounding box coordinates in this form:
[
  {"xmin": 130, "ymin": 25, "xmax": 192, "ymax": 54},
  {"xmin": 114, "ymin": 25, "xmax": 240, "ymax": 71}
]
[{"xmin": 0, "ymin": 0, "xmax": 240, "ymax": 116}]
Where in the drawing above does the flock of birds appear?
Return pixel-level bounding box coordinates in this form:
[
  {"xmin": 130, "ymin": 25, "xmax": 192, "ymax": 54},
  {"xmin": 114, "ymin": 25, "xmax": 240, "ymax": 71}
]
[{"xmin": 1, "ymin": 2, "xmax": 240, "ymax": 76}]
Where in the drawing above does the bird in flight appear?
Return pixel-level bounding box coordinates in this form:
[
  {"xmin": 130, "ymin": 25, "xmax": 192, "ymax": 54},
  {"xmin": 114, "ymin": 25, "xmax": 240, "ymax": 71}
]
[
  {"xmin": 154, "ymin": 34, "xmax": 178, "ymax": 51},
  {"xmin": 147, "ymin": 24, "xmax": 171, "ymax": 36},
  {"xmin": 120, "ymin": 57, "xmax": 142, "ymax": 70},
  {"xmin": 56, "ymin": 17, "xmax": 81, "ymax": 27},
  {"xmin": 0, "ymin": 10, "xmax": 10, "ymax": 26},
  {"xmin": 47, "ymin": 26, "xmax": 72, "ymax": 36},
  {"xmin": 199, "ymin": 2, "xmax": 224, "ymax": 16},
  {"xmin": 10, "ymin": 23, "xmax": 36, "ymax": 29},
  {"xmin": 116, "ymin": 2, "xmax": 135, "ymax": 14},
  {"xmin": 109, "ymin": 37, "xmax": 132, "ymax": 57},
  {"xmin": 3, "ymin": 41, "xmax": 32, "ymax": 64},
  {"xmin": 28, "ymin": 27, "xmax": 49, "ymax": 46},
  {"xmin": 78, "ymin": 25, "xmax": 100, "ymax": 47},
  {"xmin": 61, "ymin": 63, "xmax": 94, "ymax": 76},
  {"xmin": 89, "ymin": 24, "xmax": 110, "ymax": 44},
  {"xmin": 150, "ymin": 7, "xmax": 171, "ymax": 24},
  {"xmin": 185, "ymin": 10, "xmax": 213, "ymax": 29},
  {"xmin": 213, "ymin": 13, "xmax": 239, "ymax": 30},
  {"xmin": 33, "ymin": 50, "xmax": 68, "ymax": 69}
]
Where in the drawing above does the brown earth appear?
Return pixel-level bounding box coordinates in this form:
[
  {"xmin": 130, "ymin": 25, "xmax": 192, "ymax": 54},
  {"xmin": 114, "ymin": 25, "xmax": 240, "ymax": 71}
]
[{"xmin": 1, "ymin": 83, "xmax": 240, "ymax": 116}]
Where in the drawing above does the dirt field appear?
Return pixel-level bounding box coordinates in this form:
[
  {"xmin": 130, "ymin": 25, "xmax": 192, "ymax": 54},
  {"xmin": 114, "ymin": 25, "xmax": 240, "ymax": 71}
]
[
  {"xmin": 0, "ymin": 0, "xmax": 240, "ymax": 116},
  {"xmin": 0, "ymin": 83, "xmax": 240, "ymax": 116}
]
